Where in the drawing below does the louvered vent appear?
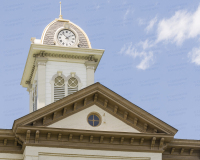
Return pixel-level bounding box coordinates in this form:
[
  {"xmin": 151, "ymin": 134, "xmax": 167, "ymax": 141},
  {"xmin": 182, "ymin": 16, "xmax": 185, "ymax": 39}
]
[
  {"xmin": 54, "ymin": 76, "xmax": 65, "ymax": 102},
  {"xmin": 68, "ymin": 77, "xmax": 78, "ymax": 95}
]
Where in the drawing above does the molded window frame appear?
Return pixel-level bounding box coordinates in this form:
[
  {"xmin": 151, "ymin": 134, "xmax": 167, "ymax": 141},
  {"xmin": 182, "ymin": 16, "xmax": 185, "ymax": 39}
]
[{"xmin": 50, "ymin": 71, "xmax": 82, "ymax": 102}]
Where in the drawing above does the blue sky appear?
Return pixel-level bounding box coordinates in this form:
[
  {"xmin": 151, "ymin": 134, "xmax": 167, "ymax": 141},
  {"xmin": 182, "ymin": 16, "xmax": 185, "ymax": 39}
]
[{"xmin": 0, "ymin": 0, "xmax": 200, "ymax": 139}]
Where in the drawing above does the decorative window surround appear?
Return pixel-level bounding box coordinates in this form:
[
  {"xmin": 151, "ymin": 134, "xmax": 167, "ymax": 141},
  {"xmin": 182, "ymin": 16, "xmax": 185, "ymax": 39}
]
[
  {"xmin": 66, "ymin": 72, "xmax": 82, "ymax": 95},
  {"xmin": 54, "ymin": 76, "xmax": 65, "ymax": 102},
  {"xmin": 50, "ymin": 71, "xmax": 82, "ymax": 103}
]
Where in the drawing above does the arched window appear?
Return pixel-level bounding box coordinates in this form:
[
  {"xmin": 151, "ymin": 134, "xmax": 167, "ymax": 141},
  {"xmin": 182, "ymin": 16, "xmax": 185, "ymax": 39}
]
[
  {"xmin": 68, "ymin": 77, "xmax": 78, "ymax": 95},
  {"xmin": 51, "ymin": 72, "xmax": 82, "ymax": 103},
  {"xmin": 54, "ymin": 76, "xmax": 65, "ymax": 101}
]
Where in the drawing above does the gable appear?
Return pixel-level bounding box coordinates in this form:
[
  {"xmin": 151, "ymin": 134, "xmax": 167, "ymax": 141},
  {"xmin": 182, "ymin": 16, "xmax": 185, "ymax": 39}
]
[
  {"xmin": 13, "ymin": 83, "xmax": 177, "ymax": 136},
  {"xmin": 48, "ymin": 104, "xmax": 140, "ymax": 133}
]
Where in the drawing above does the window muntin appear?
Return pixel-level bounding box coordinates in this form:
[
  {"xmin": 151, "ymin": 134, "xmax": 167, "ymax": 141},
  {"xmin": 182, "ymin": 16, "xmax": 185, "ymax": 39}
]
[
  {"xmin": 88, "ymin": 113, "xmax": 101, "ymax": 127},
  {"xmin": 54, "ymin": 76, "xmax": 65, "ymax": 87},
  {"xmin": 68, "ymin": 77, "xmax": 78, "ymax": 95},
  {"xmin": 68, "ymin": 77, "xmax": 78, "ymax": 88}
]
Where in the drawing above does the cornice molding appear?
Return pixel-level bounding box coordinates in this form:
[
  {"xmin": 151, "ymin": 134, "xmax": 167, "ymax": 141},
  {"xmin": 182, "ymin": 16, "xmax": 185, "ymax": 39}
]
[
  {"xmin": 21, "ymin": 44, "xmax": 104, "ymax": 87},
  {"xmin": 34, "ymin": 51, "xmax": 98, "ymax": 62},
  {"xmin": 162, "ymin": 138, "xmax": 200, "ymax": 160},
  {"xmin": 25, "ymin": 51, "xmax": 97, "ymax": 85},
  {"xmin": 15, "ymin": 126, "xmax": 172, "ymax": 153}
]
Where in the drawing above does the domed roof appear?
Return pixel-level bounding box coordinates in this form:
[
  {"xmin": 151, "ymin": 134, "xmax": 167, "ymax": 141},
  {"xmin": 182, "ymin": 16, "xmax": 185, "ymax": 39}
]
[{"xmin": 40, "ymin": 18, "xmax": 91, "ymax": 49}]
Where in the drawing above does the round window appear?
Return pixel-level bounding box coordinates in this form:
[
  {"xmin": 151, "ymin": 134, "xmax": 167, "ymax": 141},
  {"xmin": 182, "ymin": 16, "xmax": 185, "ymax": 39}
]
[
  {"xmin": 68, "ymin": 77, "xmax": 78, "ymax": 88},
  {"xmin": 54, "ymin": 76, "xmax": 65, "ymax": 87},
  {"xmin": 87, "ymin": 113, "xmax": 101, "ymax": 127}
]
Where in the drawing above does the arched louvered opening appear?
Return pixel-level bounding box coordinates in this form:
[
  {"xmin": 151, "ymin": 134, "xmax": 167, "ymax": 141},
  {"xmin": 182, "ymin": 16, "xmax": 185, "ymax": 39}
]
[
  {"xmin": 68, "ymin": 77, "xmax": 78, "ymax": 95},
  {"xmin": 54, "ymin": 76, "xmax": 65, "ymax": 101}
]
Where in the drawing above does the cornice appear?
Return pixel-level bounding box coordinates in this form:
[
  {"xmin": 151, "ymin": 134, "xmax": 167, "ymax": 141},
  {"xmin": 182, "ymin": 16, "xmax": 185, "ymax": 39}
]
[
  {"xmin": 15, "ymin": 126, "xmax": 172, "ymax": 154},
  {"xmin": 162, "ymin": 138, "xmax": 200, "ymax": 160},
  {"xmin": 0, "ymin": 129, "xmax": 13, "ymax": 135},
  {"xmin": 0, "ymin": 130, "xmax": 23, "ymax": 154},
  {"xmin": 21, "ymin": 44, "xmax": 104, "ymax": 88},
  {"xmin": 166, "ymin": 139, "xmax": 200, "ymax": 149},
  {"xmin": 16, "ymin": 126, "xmax": 172, "ymax": 138}
]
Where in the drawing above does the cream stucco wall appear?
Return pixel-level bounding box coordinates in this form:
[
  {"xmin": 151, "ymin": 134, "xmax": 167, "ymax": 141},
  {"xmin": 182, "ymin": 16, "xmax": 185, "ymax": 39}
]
[
  {"xmin": 45, "ymin": 61, "xmax": 87, "ymax": 105},
  {"xmin": 23, "ymin": 146, "xmax": 162, "ymax": 160},
  {"xmin": 48, "ymin": 104, "xmax": 140, "ymax": 133}
]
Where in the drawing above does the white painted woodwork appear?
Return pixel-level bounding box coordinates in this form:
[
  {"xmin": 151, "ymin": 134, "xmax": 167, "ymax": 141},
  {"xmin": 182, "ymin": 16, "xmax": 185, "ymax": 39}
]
[
  {"xmin": 36, "ymin": 58, "xmax": 47, "ymax": 110},
  {"xmin": 85, "ymin": 61, "xmax": 96, "ymax": 86},
  {"xmin": 29, "ymin": 89, "xmax": 33, "ymax": 113},
  {"xmin": 24, "ymin": 146, "xmax": 162, "ymax": 160},
  {"xmin": 45, "ymin": 61, "xmax": 87, "ymax": 105},
  {"xmin": 0, "ymin": 153, "xmax": 22, "ymax": 160},
  {"xmin": 48, "ymin": 104, "xmax": 140, "ymax": 133},
  {"xmin": 86, "ymin": 66, "xmax": 95, "ymax": 86},
  {"xmin": 54, "ymin": 85, "xmax": 65, "ymax": 101}
]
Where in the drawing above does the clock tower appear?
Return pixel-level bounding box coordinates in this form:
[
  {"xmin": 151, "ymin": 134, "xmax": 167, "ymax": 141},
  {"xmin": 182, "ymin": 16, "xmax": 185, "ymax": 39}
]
[{"xmin": 21, "ymin": 4, "xmax": 104, "ymax": 113}]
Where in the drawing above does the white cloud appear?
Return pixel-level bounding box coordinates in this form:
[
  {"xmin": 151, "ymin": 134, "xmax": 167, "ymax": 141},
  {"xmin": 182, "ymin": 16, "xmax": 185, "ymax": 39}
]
[
  {"xmin": 137, "ymin": 51, "xmax": 154, "ymax": 70},
  {"xmin": 156, "ymin": 5, "xmax": 200, "ymax": 45},
  {"xmin": 137, "ymin": 39, "xmax": 155, "ymax": 50},
  {"xmin": 121, "ymin": 4, "xmax": 200, "ymax": 69},
  {"xmin": 120, "ymin": 42, "xmax": 154, "ymax": 70},
  {"xmin": 188, "ymin": 47, "xmax": 200, "ymax": 65},
  {"xmin": 124, "ymin": 9, "xmax": 130, "ymax": 20},
  {"xmin": 145, "ymin": 16, "xmax": 157, "ymax": 33}
]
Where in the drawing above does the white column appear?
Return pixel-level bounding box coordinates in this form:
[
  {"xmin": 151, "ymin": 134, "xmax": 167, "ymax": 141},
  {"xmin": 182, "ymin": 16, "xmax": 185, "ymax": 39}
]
[
  {"xmin": 85, "ymin": 61, "xmax": 97, "ymax": 86},
  {"xmin": 36, "ymin": 57, "xmax": 47, "ymax": 110}
]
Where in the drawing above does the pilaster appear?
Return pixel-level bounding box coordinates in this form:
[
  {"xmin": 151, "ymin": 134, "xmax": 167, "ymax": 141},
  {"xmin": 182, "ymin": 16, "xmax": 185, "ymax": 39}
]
[
  {"xmin": 35, "ymin": 57, "xmax": 47, "ymax": 110},
  {"xmin": 85, "ymin": 61, "xmax": 97, "ymax": 86},
  {"xmin": 28, "ymin": 87, "xmax": 33, "ymax": 113}
]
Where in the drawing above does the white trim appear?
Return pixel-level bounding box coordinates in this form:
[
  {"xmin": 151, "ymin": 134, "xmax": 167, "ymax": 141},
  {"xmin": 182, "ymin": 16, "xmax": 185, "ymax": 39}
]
[
  {"xmin": 50, "ymin": 72, "xmax": 68, "ymax": 103},
  {"xmin": 50, "ymin": 72, "xmax": 82, "ymax": 103},
  {"xmin": 66, "ymin": 73, "xmax": 82, "ymax": 92},
  {"xmin": 21, "ymin": 44, "xmax": 104, "ymax": 88}
]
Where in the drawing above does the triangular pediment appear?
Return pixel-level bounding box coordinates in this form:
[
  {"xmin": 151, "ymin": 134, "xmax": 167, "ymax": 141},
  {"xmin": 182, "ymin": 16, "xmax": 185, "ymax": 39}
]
[
  {"xmin": 13, "ymin": 83, "xmax": 178, "ymax": 136},
  {"xmin": 48, "ymin": 104, "xmax": 140, "ymax": 133}
]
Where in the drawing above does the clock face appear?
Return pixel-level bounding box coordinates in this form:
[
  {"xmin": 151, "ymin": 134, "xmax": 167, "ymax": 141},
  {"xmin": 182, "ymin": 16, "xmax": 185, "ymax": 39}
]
[{"xmin": 57, "ymin": 29, "xmax": 76, "ymax": 46}]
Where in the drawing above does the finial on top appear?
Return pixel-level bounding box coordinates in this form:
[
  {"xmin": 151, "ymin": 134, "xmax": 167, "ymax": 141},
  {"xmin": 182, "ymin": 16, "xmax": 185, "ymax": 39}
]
[{"xmin": 59, "ymin": 1, "xmax": 63, "ymax": 19}]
